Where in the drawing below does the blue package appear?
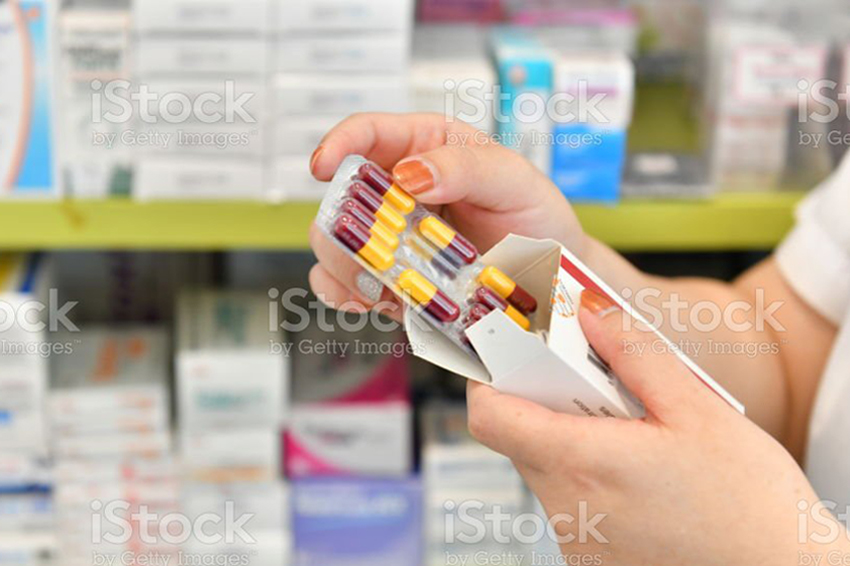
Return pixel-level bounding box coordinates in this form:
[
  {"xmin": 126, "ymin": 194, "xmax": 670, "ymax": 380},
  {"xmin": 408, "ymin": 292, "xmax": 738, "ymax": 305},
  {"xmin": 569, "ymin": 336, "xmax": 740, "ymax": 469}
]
[{"xmin": 293, "ymin": 477, "xmax": 423, "ymax": 566}]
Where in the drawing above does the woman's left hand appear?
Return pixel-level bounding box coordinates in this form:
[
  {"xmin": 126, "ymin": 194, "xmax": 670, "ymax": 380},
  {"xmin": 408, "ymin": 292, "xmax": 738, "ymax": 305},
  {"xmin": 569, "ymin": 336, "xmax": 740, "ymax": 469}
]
[{"xmin": 466, "ymin": 289, "xmax": 844, "ymax": 565}]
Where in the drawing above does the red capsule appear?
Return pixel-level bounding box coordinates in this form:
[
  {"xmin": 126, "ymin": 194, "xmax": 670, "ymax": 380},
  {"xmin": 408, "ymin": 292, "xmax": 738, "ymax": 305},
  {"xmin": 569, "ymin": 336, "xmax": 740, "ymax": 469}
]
[
  {"xmin": 397, "ymin": 269, "xmax": 460, "ymax": 323},
  {"xmin": 333, "ymin": 214, "xmax": 395, "ymax": 272},
  {"xmin": 358, "ymin": 163, "xmax": 416, "ymax": 214},
  {"xmin": 463, "ymin": 303, "xmax": 492, "ymax": 325},
  {"xmin": 418, "ymin": 217, "xmax": 478, "ymax": 266},
  {"xmin": 347, "ymin": 181, "xmax": 407, "ymax": 233},
  {"xmin": 339, "ymin": 199, "xmax": 399, "ymax": 250},
  {"xmin": 472, "ymin": 287, "xmax": 530, "ymax": 331}
]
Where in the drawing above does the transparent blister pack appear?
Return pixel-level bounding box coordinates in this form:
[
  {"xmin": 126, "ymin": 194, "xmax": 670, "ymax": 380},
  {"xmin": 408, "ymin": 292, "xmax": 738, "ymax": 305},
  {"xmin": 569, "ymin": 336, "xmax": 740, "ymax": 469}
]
[{"xmin": 317, "ymin": 155, "xmax": 539, "ymax": 358}]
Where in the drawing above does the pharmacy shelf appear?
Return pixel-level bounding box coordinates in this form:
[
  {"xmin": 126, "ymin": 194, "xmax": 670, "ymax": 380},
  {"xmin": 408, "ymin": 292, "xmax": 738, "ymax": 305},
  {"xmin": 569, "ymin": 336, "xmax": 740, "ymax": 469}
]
[{"xmin": 0, "ymin": 193, "xmax": 803, "ymax": 251}]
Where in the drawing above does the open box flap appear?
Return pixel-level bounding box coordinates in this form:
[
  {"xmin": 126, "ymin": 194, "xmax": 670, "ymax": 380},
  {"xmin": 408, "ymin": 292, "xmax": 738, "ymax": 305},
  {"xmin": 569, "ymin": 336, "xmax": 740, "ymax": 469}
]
[
  {"xmin": 404, "ymin": 309, "xmax": 490, "ymax": 382},
  {"xmin": 403, "ymin": 234, "xmax": 561, "ymax": 382}
]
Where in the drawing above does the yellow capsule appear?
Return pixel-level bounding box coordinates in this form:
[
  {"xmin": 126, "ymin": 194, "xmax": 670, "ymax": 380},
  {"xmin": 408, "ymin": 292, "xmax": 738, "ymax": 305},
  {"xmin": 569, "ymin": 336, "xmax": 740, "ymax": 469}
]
[
  {"xmin": 504, "ymin": 304, "xmax": 531, "ymax": 331},
  {"xmin": 370, "ymin": 221, "xmax": 400, "ymax": 250},
  {"xmin": 397, "ymin": 269, "xmax": 437, "ymax": 305},
  {"xmin": 358, "ymin": 235, "xmax": 395, "ymax": 272},
  {"xmin": 376, "ymin": 202, "xmax": 407, "ymax": 233},
  {"xmin": 386, "ymin": 183, "xmax": 416, "ymax": 215},
  {"xmin": 396, "ymin": 269, "xmax": 460, "ymax": 322},
  {"xmin": 478, "ymin": 266, "xmax": 516, "ymax": 298},
  {"xmin": 419, "ymin": 217, "xmax": 455, "ymax": 249}
]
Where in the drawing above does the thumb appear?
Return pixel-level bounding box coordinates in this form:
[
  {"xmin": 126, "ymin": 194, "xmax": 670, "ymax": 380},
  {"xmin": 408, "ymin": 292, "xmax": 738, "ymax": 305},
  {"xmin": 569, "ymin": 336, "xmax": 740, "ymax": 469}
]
[
  {"xmin": 578, "ymin": 289, "xmax": 723, "ymax": 422},
  {"xmin": 391, "ymin": 140, "xmax": 556, "ymax": 212}
]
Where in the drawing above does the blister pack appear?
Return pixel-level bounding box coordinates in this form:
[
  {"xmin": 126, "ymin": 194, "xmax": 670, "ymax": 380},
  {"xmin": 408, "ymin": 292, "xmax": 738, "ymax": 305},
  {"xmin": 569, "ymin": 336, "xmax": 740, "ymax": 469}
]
[{"xmin": 316, "ymin": 155, "xmax": 538, "ymax": 357}]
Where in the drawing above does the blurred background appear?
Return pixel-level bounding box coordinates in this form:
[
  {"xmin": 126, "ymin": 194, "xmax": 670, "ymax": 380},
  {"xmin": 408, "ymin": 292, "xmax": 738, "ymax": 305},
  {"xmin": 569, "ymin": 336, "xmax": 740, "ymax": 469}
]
[{"xmin": 1, "ymin": 0, "xmax": 849, "ymax": 564}]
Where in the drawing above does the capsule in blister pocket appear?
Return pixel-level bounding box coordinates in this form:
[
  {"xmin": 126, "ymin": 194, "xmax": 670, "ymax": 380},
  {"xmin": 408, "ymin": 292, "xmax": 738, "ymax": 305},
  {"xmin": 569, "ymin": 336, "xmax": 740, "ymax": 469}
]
[
  {"xmin": 348, "ymin": 180, "xmax": 407, "ymax": 233},
  {"xmin": 357, "ymin": 163, "xmax": 416, "ymax": 214},
  {"xmin": 397, "ymin": 269, "xmax": 460, "ymax": 323},
  {"xmin": 418, "ymin": 217, "xmax": 478, "ymax": 266},
  {"xmin": 472, "ymin": 286, "xmax": 530, "ymax": 331},
  {"xmin": 333, "ymin": 213, "xmax": 395, "ymax": 272}
]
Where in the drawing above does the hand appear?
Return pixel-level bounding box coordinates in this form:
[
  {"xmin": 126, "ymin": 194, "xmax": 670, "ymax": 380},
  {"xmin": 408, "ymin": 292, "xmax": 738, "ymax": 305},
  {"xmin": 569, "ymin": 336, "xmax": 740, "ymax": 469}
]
[
  {"xmin": 466, "ymin": 289, "xmax": 844, "ymax": 565},
  {"xmin": 308, "ymin": 113, "xmax": 583, "ymax": 317}
]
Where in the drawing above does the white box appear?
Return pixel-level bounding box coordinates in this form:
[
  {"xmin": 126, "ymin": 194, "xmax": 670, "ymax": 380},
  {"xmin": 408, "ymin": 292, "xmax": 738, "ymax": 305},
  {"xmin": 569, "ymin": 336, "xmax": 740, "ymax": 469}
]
[
  {"xmin": 135, "ymin": 0, "xmax": 271, "ymax": 34},
  {"xmin": 412, "ymin": 25, "xmax": 496, "ymax": 134},
  {"xmin": 138, "ymin": 78, "xmax": 266, "ymax": 129},
  {"xmin": 136, "ymin": 38, "xmax": 269, "ymax": 76},
  {"xmin": 57, "ymin": 8, "xmax": 133, "ymax": 198},
  {"xmin": 180, "ymin": 429, "xmax": 280, "ymax": 483},
  {"xmin": 406, "ymin": 235, "xmax": 744, "ymax": 418},
  {"xmin": 272, "ymin": 73, "xmax": 409, "ymax": 117},
  {"xmin": 269, "ymin": 156, "xmax": 325, "ymax": 201},
  {"xmin": 274, "ymin": 35, "xmax": 409, "ymax": 73},
  {"xmin": 285, "ymin": 402, "xmax": 411, "ymax": 477},
  {"xmin": 275, "ymin": 0, "xmax": 412, "ymax": 32},
  {"xmin": 270, "ymin": 116, "xmax": 337, "ymax": 156},
  {"xmin": 135, "ymin": 157, "xmax": 265, "ymax": 200},
  {"xmin": 52, "ymin": 431, "xmax": 171, "ymax": 460},
  {"xmin": 178, "ymin": 351, "xmax": 286, "ymax": 429}
]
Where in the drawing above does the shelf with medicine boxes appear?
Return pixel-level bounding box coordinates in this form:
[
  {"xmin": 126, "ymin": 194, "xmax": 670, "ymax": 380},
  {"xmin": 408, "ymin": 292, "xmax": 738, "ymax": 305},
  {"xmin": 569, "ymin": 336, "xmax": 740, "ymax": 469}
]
[{"xmin": 0, "ymin": 192, "xmax": 803, "ymax": 251}]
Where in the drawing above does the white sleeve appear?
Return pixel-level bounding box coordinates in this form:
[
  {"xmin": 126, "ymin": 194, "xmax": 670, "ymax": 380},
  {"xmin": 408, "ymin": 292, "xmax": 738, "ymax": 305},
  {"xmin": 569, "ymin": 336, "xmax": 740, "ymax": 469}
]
[{"xmin": 776, "ymin": 154, "xmax": 850, "ymax": 327}]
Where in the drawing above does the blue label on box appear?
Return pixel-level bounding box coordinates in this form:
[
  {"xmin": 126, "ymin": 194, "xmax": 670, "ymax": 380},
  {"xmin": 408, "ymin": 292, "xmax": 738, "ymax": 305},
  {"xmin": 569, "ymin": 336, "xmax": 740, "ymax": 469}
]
[{"xmin": 293, "ymin": 478, "xmax": 422, "ymax": 566}]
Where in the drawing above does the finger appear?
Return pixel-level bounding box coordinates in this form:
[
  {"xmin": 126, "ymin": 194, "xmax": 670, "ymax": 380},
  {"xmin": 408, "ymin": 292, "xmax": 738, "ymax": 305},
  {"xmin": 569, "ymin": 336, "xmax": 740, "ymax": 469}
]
[
  {"xmin": 466, "ymin": 381, "xmax": 595, "ymax": 471},
  {"xmin": 578, "ymin": 289, "xmax": 724, "ymax": 422},
  {"xmin": 392, "ymin": 139, "xmax": 559, "ymax": 213},
  {"xmin": 309, "ymin": 224, "xmax": 403, "ymax": 320},
  {"xmin": 310, "ymin": 113, "xmax": 466, "ymax": 181}
]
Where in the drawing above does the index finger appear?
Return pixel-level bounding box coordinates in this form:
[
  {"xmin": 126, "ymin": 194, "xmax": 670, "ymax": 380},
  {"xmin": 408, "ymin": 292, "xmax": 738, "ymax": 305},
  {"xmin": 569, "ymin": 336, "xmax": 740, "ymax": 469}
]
[{"xmin": 310, "ymin": 112, "xmax": 476, "ymax": 181}]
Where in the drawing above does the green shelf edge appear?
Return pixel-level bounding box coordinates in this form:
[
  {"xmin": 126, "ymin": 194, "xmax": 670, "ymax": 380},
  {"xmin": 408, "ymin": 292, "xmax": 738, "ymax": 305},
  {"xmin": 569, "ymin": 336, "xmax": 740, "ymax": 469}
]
[{"xmin": 0, "ymin": 193, "xmax": 803, "ymax": 252}]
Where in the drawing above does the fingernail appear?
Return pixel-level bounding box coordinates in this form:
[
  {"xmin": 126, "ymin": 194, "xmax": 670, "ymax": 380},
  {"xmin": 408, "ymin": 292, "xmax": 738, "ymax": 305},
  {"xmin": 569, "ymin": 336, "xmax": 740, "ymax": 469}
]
[
  {"xmin": 580, "ymin": 289, "xmax": 618, "ymax": 318},
  {"xmin": 356, "ymin": 271, "xmax": 383, "ymax": 303},
  {"xmin": 309, "ymin": 145, "xmax": 324, "ymax": 176},
  {"xmin": 393, "ymin": 158, "xmax": 438, "ymax": 194}
]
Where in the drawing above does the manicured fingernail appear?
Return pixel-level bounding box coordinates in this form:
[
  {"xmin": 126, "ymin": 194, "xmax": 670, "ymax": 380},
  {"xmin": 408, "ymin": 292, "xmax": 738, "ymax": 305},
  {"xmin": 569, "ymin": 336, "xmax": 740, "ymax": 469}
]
[
  {"xmin": 309, "ymin": 145, "xmax": 324, "ymax": 176},
  {"xmin": 356, "ymin": 271, "xmax": 383, "ymax": 303},
  {"xmin": 580, "ymin": 289, "xmax": 618, "ymax": 318},
  {"xmin": 393, "ymin": 158, "xmax": 438, "ymax": 194}
]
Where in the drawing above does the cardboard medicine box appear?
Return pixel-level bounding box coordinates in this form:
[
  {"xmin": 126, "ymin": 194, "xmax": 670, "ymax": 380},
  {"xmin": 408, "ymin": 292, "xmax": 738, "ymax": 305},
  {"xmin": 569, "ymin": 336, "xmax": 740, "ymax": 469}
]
[{"xmin": 407, "ymin": 235, "xmax": 744, "ymax": 418}]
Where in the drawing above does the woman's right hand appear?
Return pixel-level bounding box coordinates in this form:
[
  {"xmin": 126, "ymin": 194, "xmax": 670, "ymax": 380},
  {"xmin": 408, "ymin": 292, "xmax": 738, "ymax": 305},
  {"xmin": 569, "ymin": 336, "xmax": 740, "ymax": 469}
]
[{"xmin": 308, "ymin": 112, "xmax": 585, "ymax": 318}]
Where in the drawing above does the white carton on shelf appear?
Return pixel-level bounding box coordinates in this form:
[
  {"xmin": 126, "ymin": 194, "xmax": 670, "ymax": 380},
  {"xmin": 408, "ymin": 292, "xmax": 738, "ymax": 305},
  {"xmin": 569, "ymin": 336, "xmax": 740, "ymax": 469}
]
[
  {"xmin": 178, "ymin": 351, "xmax": 286, "ymax": 429},
  {"xmin": 139, "ymin": 78, "xmax": 266, "ymax": 129},
  {"xmin": 181, "ymin": 428, "xmax": 280, "ymax": 483},
  {"xmin": 272, "ymin": 73, "xmax": 409, "ymax": 117},
  {"xmin": 135, "ymin": 157, "xmax": 265, "ymax": 200},
  {"xmin": 136, "ymin": 38, "xmax": 269, "ymax": 77},
  {"xmin": 275, "ymin": 0, "xmax": 413, "ymax": 32},
  {"xmin": 406, "ymin": 235, "xmax": 744, "ymax": 418},
  {"xmin": 274, "ymin": 35, "xmax": 409, "ymax": 73},
  {"xmin": 57, "ymin": 7, "xmax": 133, "ymax": 198},
  {"xmin": 134, "ymin": 0, "xmax": 271, "ymax": 34},
  {"xmin": 270, "ymin": 116, "xmax": 337, "ymax": 157},
  {"xmin": 285, "ymin": 402, "xmax": 411, "ymax": 478},
  {"xmin": 177, "ymin": 290, "xmax": 288, "ymax": 427},
  {"xmin": 269, "ymin": 156, "xmax": 324, "ymax": 201}
]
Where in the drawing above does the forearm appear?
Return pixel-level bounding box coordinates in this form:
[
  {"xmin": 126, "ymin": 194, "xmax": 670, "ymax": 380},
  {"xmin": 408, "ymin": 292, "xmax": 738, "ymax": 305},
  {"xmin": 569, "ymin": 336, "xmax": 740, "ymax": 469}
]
[{"xmin": 581, "ymin": 236, "xmax": 789, "ymax": 440}]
